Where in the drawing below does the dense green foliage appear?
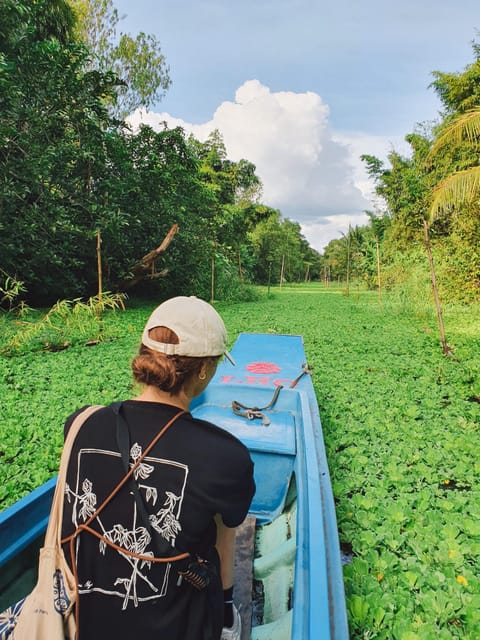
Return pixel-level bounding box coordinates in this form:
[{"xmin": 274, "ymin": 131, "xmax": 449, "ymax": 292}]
[
  {"xmin": 2, "ymin": 2, "xmax": 479, "ymax": 309},
  {"xmin": 1, "ymin": 287, "xmax": 479, "ymax": 638},
  {"xmin": 321, "ymin": 43, "xmax": 480, "ymax": 303},
  {"xmin": 0, "ymin": 0, "xmax": 319, "ymax": 307}
]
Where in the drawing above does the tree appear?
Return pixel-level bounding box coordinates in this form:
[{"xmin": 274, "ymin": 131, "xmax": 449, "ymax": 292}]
[
  {"xmin": 187, "ymin": 131, "xmax": 263, "ymax": 292},
  {"xmin": 0, "ymin": 0, "xmax": 217, "ymax": 304},
  {"xmin": 322, "ymin": 224, "xmax": 369, "ymax": 286},
  {"xmin": 248, "ymin": 214, "xmax": 319, "ymax": 285},
  {"xmin": 361, "ymin": 139, "xmax": 431, "ymax": 253},
  {"xmin": 358, "ymin": 40, "xmax": 480, "ymax": 304},
  {"xmin": 69, "ymin": 0, "xmax": 171, "ymax": 118},
  {"xmin": 430, "ymin": 43, "xmax": 480, "ymax": 114},
  {"xmin": 0, "ymin": 0, "xmax": 120, "ymax": 303},
  {"xmin": 426, "ymin": 108, "xmax": 480, "ymax": 306},
  {"xmin": 365, "ymin": 211, "xmax": 389, "ymax": 296},
  {"xmin": 0, "ymin": 0, "xmax": 324, "ymax": 305},
  {"xmin": 97, "ymin": 125, "xmax": 217, "ymax": 299},
  {"xmin": 248, "ymin": 212, "xmax": 284, "ymax": 284},
  {"xmin": 428, "ymin": 109, "xmax": 480, "ymax": 217},
  {"xmin": 189, "ymin": 131, "xmax": 261, "ymax": 208}
]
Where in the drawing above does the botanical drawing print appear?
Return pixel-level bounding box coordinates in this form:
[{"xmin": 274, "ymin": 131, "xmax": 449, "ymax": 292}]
[
  {"xmin": 53, "ymin": 569, "xmax": 71, "ymax": 615},
  {"xmin": 129, "ymin": 441, "xmax": 183, "ymax": 544},
  {"xmin": 0, "ymin": 597, "xmax": 26, "ymax": 636},
  {"xmin": 100, "ymin": 504, "xmax": 157, "ymax": 609},
  {"xmin": 150, "ymin": 491, "xmax": 182, "ymax": 543},
  {"xmin": 66, "ymin": 446, "xmax": 188, "ymax": 609},
  {"xmin": 65, "ymin": 477, "xmax": 96, "ymax": 521}
]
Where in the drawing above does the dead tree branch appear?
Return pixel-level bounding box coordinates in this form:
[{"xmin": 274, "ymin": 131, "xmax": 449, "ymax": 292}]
[{"xmin": 117, "ymin": 224, "xmax": 178, "ymax": 290}]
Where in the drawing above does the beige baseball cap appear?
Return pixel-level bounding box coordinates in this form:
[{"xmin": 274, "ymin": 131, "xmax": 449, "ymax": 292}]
[{"xmin": 141, "ymin": 296, "xmax": 235, "ymax": 364}]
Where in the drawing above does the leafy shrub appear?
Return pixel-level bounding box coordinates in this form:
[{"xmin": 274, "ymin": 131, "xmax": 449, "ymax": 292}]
[
  {"xmin": 382, "ymin": 249, "xmax": 434, "ymax": 320},
  {"xmin": 434, "ymin": 235, "xmax": 480, "ymax": 303},
  {"xmin": 0, "ymin": 271, "xmax": 28, "ymax": 312},
  {"xmin": 2, "ymin": 292, "xmax": 126, "ymax": 355},
  {"xmin": 211, "ymin": 255, "xmax": 261, "ymax": 302}
]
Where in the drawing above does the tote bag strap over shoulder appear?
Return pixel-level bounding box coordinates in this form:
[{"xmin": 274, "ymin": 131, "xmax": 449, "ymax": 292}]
[
  {"xmin": 1, "ymin": 405, "xmax": 104, "ymax": 640},
  {"xmin": 46, "ymin": 405, "xmax": 104, "ymax": 548}
]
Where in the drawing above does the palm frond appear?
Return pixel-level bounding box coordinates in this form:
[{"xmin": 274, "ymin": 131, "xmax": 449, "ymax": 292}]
[
  {"xmin": 427, "ymin": 109, "xmax": 480, "ymax": 163},
  {"xmin": 430, "ymin": 166, "xmax": 480, "ymax": 222}
]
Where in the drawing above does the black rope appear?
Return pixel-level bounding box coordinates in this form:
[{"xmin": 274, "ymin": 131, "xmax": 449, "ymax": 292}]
[{"xmin": 231, "ymin": 363, "xmax": 312, "ymax": 425}]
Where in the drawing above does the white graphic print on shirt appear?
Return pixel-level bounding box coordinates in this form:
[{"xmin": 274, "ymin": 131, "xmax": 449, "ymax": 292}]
[{"xmin": 65, "ymin": 443, "xmax": 188, "ymax": 609}]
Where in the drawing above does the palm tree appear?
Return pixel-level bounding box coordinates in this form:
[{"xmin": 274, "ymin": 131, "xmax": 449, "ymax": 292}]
[{"xmin": 428, "ymin": 109, "xmax": 480, "ymax": 219}]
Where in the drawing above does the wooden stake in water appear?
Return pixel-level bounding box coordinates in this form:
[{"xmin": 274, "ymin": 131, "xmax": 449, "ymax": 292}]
[
  {"xmin": 96, "ymin": 228, "xmax": 103, "ymax": 334},
  {"xmin": 96, "ymin": 228, "xmax": 103, "ymax": 304},
  {"xmin": 423, "ymin": 220, "xmax": 450, "ymax": 355},
  {"xmin": 211, "ymin": 254, "xmax": 215, "ymax": 302},
  {"xmin": 375, "ymin": 235, "xmax": 382, "ymax": 303},
  {"xmin": 345, "ymin": 224, "xmax": 351, "ymax": 296}
]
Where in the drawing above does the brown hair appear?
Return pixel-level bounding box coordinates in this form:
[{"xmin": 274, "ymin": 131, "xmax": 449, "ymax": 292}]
[{"xmin": 131, "ymin": 326, "xmax": 217, "ymax": 395}]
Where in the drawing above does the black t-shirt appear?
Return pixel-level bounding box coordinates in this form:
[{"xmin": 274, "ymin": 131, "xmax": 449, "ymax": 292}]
[{"xmin": 61, "ymin": 401, "xmax": 255, "ymax": 640}]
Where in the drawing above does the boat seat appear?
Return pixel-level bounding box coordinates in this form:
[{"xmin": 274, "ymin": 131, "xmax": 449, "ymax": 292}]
[{"xmin": 192, "ymin": 401, "xmax": 296, "ymax": 523}]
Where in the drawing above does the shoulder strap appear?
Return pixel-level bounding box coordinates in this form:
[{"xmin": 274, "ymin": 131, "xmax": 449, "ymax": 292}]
[
  {"xmin": 47, "ymin": 405, "xmax": 104, "ymax": 546},
  {"xmin": 113, "ymin": 402, "xmax": 158, "ymax": 548}
]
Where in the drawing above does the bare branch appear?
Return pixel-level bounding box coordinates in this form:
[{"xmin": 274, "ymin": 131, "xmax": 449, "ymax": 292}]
[{"xmin": 116, "ymin": 224, "xmax": 178, "ymax": 290}]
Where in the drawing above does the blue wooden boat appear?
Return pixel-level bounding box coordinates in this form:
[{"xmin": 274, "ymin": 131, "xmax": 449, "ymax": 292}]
[{"xmin": 0, "ymin": 333, "xmax": 348, "ymax": 639}]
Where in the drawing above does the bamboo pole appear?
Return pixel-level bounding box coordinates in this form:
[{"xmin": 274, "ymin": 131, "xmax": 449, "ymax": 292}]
[
  {"xmin": 238, "ymin": 248, "xmax": 243, "ymax": 283},
  {"xmin": 279, "ymin": 254, "xmax": 285, "ymax": 288},
  {"xmin": 210, "ymin": 255, "xmax": 215, "ymax": 302},
  {"xmin": 96, "ymin": 228, "xmax": 103, "ymax": 303},
  {"xmin": 375, "ymin": 235, "xmax": 382, "ymax": 303},
  {"xmin": 345, "ymin": 225, "xmax": 351, "ymax": 296},
  {"xmin": 423, "ymin": 220, "xmax": 450, "ymax": 355},
  {"xmin": 96, "ymin": 228, "xmax": 103, "ymax": 333}
]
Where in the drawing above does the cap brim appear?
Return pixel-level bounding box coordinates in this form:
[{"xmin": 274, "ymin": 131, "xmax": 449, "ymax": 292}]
[{"xmin": 224, "ymin": 350, "xmax": 235, "ymax": 365}]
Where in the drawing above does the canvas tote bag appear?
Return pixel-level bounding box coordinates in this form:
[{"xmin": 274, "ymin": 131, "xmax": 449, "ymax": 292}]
[{"xmin": 1, "ymin": 405, "xmax": 102, "ymax": 640}]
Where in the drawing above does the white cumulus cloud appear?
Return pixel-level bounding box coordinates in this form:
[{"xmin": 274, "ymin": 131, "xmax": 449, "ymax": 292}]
[{"xmin": 127, "ymin": 80, "xmax": 405, "ymax": 251}]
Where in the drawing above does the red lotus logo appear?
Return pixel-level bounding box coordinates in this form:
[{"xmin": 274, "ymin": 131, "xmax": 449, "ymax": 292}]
[{"xmin": 246, "ymin": 362, "xmax": 281, "ymax": 374}]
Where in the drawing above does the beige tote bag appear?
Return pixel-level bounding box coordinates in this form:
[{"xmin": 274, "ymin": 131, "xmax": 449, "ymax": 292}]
[{"xmin": 8, "ymin": 405, "xmax": 102, "ymax": 640}]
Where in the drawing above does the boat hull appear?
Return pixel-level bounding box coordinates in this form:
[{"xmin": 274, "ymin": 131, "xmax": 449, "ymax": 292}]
[{"xmin": 193, "ymin": 333, "xmax": 349, "ymax": 639}]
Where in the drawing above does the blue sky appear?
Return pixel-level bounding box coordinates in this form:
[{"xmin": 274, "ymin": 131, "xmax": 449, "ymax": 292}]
[{"xmin": 115, "ymin": 0, "xmax": 480, "ymax": 249}]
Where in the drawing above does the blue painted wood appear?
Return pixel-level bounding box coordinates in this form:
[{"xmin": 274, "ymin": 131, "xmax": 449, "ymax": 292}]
[
  {"xmin": 192, "ymin": 384, "xmax": 297, "ymax": 522},
  {"xmin": 193, "ymin": 394, "xmax": 296, "ymax": 522},
  {"xmin": 0, "ymin": 476, "xmax": 56, "ymax": 567}
]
